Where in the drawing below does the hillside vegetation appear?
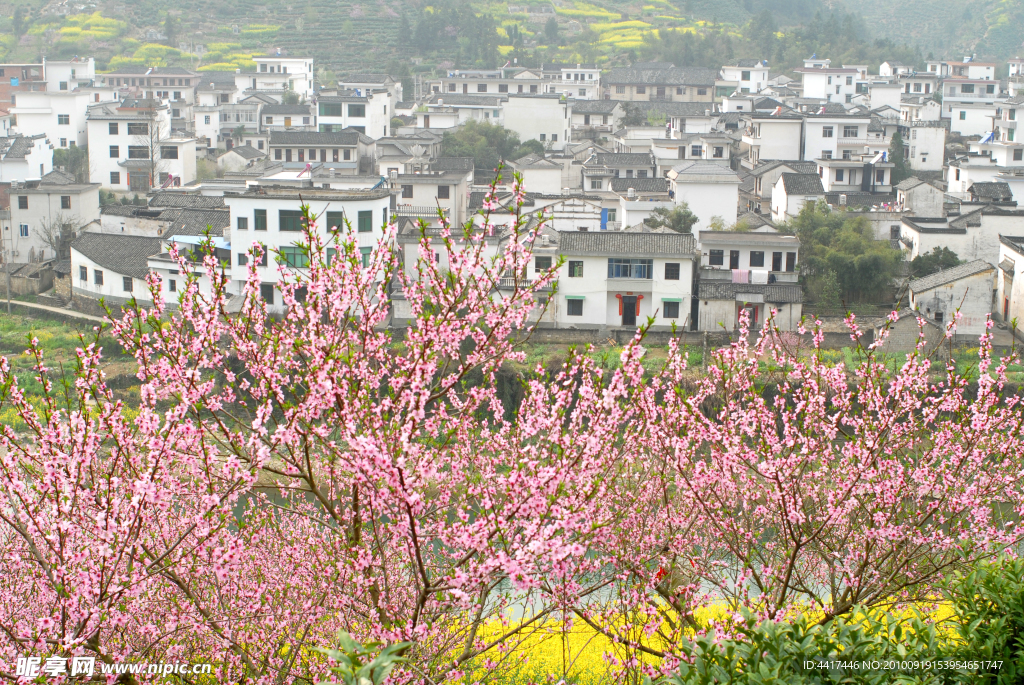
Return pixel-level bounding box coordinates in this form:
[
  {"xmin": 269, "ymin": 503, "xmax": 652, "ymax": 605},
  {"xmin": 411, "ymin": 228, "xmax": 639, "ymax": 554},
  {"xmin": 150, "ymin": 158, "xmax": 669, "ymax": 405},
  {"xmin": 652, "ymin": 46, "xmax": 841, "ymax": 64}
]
[{"xmin": 0, "ymin": 0, "xmax": 1019, "ymax": 76}]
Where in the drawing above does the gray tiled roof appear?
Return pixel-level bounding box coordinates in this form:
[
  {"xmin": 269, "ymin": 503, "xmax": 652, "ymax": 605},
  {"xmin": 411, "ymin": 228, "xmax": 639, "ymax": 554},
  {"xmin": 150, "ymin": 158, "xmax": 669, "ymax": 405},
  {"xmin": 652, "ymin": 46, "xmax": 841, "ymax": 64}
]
[
  {"xmin": 0, "ymin": 134, "xmax": 46, "ymax": 160},
  {"xmin": 40, "ymin": 169, "xmax": 76, "ymax": 185},
  {"xmin": 781, "ymin": 173, "xmax": 825, "ymax": 195},
  {"xmin": 908, "ymin": 259, "xmax": 995, "ymax": 293},
  {"xmin": 624, "ymin": 101, "xmax": 717, "ymax": 117},
  {"xmin": 725, "ymin": 59, "xmax": 765, "ymax": 68},
  {"xmin": 148, "ymin": 192, "xmax": 226, "ymax": 209},
  {"xmin": 269, "ymin": 130, "xmax": 367, "ymax": 145},
  {"xmin": 895, "ymin": 176, "xmax": 927, "ymax": 191},
  {"xmin": 71, "ymin": 233, "xmax": 161, "ymax": 279},
  {"xmin": 605, "ymin": 66, "xmax": 718, "ymax": 86},
  {"xmin": 969, "ymin": 181, "xmax": 1012, "ymax": 198},
  {"xmin": 697, "ymin": 281, "xmax": 804, "ymax": 303},
  {"xmin": 670, "ymin": 160, "xmax": 740, "ymax": 178},
  {"xmin": 610, "ymin": 177, "xmax": 669, "ymax": 193},
  {"xmin": 1000, "ymin": 235, "xmax": 1024, "ymax": 255},
  {"xmin": 573, "ymin": 100, "xmax": 620, "ymax": 114},
  {"xmin": 748, "ymin": 160, "xmax": 817, "ymax": 177},
  {"xmin": 590, "ymin": 153, "xmax": 654, "ymax": 167},
  {"xmin": 157, "ymin": 208, "xmax": 230, "ymax": 237},
  {"xmin": 52, "ymin": 259, "xmax": 71, "ymax": 275},
  {"xmin": 558, "ymin": 231, "xmax": 695, "ymax": 257},
  {"xmin": 511, "ymin": 153, "xmax": 560, "ymax": 168},
  {"xmin": 221, "ymin": 145, "xmax": 265, "ymax": 160},
  {"xmin": 430, "ymin": 156, "xmax": 475, "ymax": 172}
]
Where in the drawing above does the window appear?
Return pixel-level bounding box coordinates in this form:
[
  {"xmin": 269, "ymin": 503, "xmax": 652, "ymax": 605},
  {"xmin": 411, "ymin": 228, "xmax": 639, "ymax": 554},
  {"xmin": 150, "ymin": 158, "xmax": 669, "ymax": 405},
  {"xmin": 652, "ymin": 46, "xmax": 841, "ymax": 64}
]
[
  {"xmin": 123, "ymin": 276, "xmax": 133, "ymax": 292},
  {"xmin": 169, "ymin": 279, "xmax": 176, "ymax": 292},
  {"xmin": 237, "ymin": 217, "xmax": 249, "ymax": 230},
  {"xmin": 357, "ymin": 210, "xmax": 373, "ymax": 233},
  {"xmin": 325, "ymin": 211, "xmax": 345, "ymax": 232},
  {"xmin": 961, "ymin": 84, "xmax": 975, "ymax": 94},
  {"xmin": 786, "ymin": 252, "xmax": 796, "ymax": 272},
  {"xmin": 540, "ymin": 134, "xmax": 546, "ymax": 141},
  {"xmin": 498, "ymin": 84, "xmax": 508, "ymax": 93},
  {"xmin": 1015, "ymin": 149, "xmax": 1023, "ymax": 161},
  {"xmin": 320, "ymin": 103, "xmax": 342, "ymax": 117},
  {"xmin": 108, "ymin": 123, "xmax": 118, "ymax": 135},
  {"xmin": 615, "ymin": 85, "xmax": 625, "ymax": 94},
  {"xmin": 79, "ymin": 266, "xmax": 87, "ymax": 281},
  {"xmin": 348, "ymin": 104, "xmax": 366, "ymax": 117},
  {"xmin": 204, "ymin": 115, "xmax": 211, "ymax": 125},
  {"xmin": 476, "ymin": 83, "xmax": 487, "ymax": 93},
  {"xmin": 987, "ymin": 84, "xmax": 996, "ymax": 94},
  {"xmin": 607, "ymin": 258, "xmax": 653, "ymax": 279},
  {"xmin": 57, "ymin": 114, "xmax": 69, "ymax": 125},
  {"xmin": 590, "ymin": 179, "xmax": 602, "ymax": 190},
  {"xmin": 173, "ymin": 91, "xmax": 181, "ymax": 100},
  {"xmin": 636, "ymin": 86, "xmax": 646, "ymax": 95},
  {"xmin": 836, "ymin": 169, "xmax": 845, "ymax": 182},
  {"xmin": 691, "ymin": 144, "xmax": 702, "ymax": 157},
  {"xmin": 280, "ymin": 246, "xmax": 309, "ymax": 267},
  {"xmin": 298, "ymin": 149, "xmax": 304, "ymax": 162},
  {"xmin": 567, "ymin": 298, "xmax": 583, "ymax": 316},
  {"xmin": 128, "ymin": 146, "xmax": 148, "ymax": 159},
  {"xmin": 279, "ymin": 209, "xmax": 304, "ymax": 232},
  {"xmin": 749, "ymin": 251, "xmax": 765, "ymax": 267},
  {"xmin": 286, "ymin": 149, "xmax": 292, "ymax": 162},
  {"xmin": 266, "ymin": 116, "xmax": 274, "ymax": 124},
  {"xmin": 821, "ymin": 151, "xmax": 832, "ymax": 159},
  {"xmin": 959, "ymin": 111, "xmax": 967, "ymax": 120},
  {"xmin": 822, "ymin": 126, "xmax": 834, "ymax": 138},
  {"xmin": 18, "ymin": 224, "xmax": 28, "ymax": 237},
  {"xmin": 663, "ymin": 301, "xmax": 680, "ymax": 319},
  {"xmin": 437, "ymin": 185, "xmax": 450, "ymax": 199},
  {"xmin": 664, "ymin": 262, "xmax": 680, "ymax": 280},
  {"xmin": 127, "ymin": 123, "xmax": 148, "ymax": 135},
  {"xmin": 771, "ymin": 252, "xmax": 782, "ymax": 271},
  {"xmin": 842, "ymin": 150, "xmax": 852, "ymax": 160},
  {"xmin": 60, "ymin": 196, "xmax": 71, "ymax": 209},
  {"xmin": 697, "ymin": 88, "xmax": 707, "ymax": 95},
  {"xmin": 401, "ymin": 184, "xmax": 414, "ymax": 199},
  {"xmin": 238, "ymin": 253, "xmax": 250, "ymax": 266},
  {"xmin": 159, "ymin": 145, "xmax": 179, "ymax": 160},
  {"xmin": 709, "ymin": 249, "xmax": 724, "ymax": 266},
  {"xmin": 258, "ymin": 140, "xmax": 264, "ymax": 150},
  {"xmin": 676, "ymin": 87, "xmax": 683, "ymax": 95},
  {"xmin": 713, "ymin": 146, "xmax": 724, "ymax": 158},
  {"xmin": 303, "ymin": 117, "xmax": 310, "ymax": 125},
  {"xmin": 275, "ymin": 149, "xmax": 282, "ymax": 160},
  {"xmin": 843, "ymin": 126, "xmax": 858, "ymax": 138},
  {"xmin": 260, "ymin": 284, "xmax": 274, "ymax": 304},
  {"xmin": 535, "ymin": 256, "xmax": 552, "ymax": 272},
  {"xmin": 360, "ymin": 247, "xmax": 372, "ymax": 268},
  {"xmin": 552, "ymin": 134, "xmax": 558, "ymax": 142},
  {"xmin": 107, "ymin": 144, "xmax": 120, "ymax": 158},
  {"xmin": 343, "ymin": 149, "xmax": 351, "ymax": 160},
  {"xmin": 568, "ymin": 260, "xmax": 583, "ymax": 277},
  {"xmin": 110, "ymin": 172, "xmax": 120, "ymax": 184},
  {"xmin": 845, "ymin": 76, "xmax": 853, "ymax": 86},
  {"xmin": 254, "ymin": 209, "xmax": 267, "ymax": 231},
  {"xmin": 17, "ymin": 196, "xmax": 27, "ymax": 209},
  {"xmin": 741, "ymin": 70, "xmax": 751, "ymax": 81},
  {"xmin": 94, "ymin": 270, "xmax": 104, "ymax": 285}
]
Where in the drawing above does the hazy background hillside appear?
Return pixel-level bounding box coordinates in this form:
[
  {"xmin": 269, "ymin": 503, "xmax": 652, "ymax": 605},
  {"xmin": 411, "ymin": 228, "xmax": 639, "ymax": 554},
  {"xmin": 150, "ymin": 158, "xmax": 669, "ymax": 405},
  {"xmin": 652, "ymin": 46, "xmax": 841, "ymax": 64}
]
[{"xmin": 0, "ymin": 0, "xmax": 1020, "ymax": 77}]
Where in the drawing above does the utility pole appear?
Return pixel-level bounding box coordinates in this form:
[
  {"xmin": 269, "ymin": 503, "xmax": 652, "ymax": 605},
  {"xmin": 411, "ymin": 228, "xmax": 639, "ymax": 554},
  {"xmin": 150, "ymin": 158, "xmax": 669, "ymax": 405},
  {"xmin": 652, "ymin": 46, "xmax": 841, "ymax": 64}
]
[{"xmin": 3, "ymin": 230, "xmax": 10, "ymax": 315}]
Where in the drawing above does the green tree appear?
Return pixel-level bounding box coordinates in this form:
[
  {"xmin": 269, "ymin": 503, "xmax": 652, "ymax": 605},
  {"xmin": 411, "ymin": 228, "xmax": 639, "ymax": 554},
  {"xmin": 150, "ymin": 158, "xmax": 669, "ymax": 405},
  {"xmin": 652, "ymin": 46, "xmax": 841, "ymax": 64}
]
[
  {"xmin": 621, "ymin": 102, "xmax": 648, "ymax": 127},
  {"xmin": 786, "ymin": 201, "xmax": 902, "ymax": 303},
  {"xmin": 163, "ymin": 13, "xmax": 178, "ymax": 47},
  {"xmin": 911, "ymin": 247, "xmax": 961, "ymax": 279},
  {"xmin": 440, "ymin": 120, "xmax": 537, "ymax": 171},
  {"xmin": 818, "ymin": 270, "xmax": 841, "ymax": 309},
  {"xmin": 543, "ymin": 17, "xmax": 559, "ymax": 43},
  {"xmin": 13, "ymin": 7, "xmax": 26, "ymax": 35},
  {"xmin": 52, "ymin": 145, "xmax": 90, "ymax": 184},
  {"xmin": 643, "ymin": 204, "xmax": 699, "ymax": 233},
  {"xmin": 889, "ymin": 130, "xmax": 911, "ymax": 185}
]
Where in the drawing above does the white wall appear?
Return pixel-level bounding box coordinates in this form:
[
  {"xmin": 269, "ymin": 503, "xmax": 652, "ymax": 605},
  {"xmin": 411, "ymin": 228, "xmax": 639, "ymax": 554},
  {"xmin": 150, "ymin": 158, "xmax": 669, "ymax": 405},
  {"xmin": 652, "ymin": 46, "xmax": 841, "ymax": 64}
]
[
  {"xmin": 671, "ymin": 179, "xmax": 739, "ymax": 230},
  {"xmin": 502, "ymin": 96, "xmax": 570, "ymax": 152},
  {"xmin": 516, "ymin": 166, "xmax": 562, "ymax": 194},
  {"xmin": 70, "ymin": 248, "xmax": 153, "ymax": 304},
  {"xmin": 943, "ymin": 103, "xmax": 997, "ymax": 136},
  {"xmin": 904, "ymin": 125, "xmax": 946, "ymax": 171},
  {"xmin": 11, "ymin": 91, "xmax": 92, "ymax": 147},
  {"xmin": 996, "ymin": 242, "xmax": 1024, "ymax": 324},
  {"xmin": 9, "ymin": 185, "xmax": 101, "ymax": 261},
  {"xmin": 910, "ymin": 269, "xmax": 994, "ymax": 335},
  {"xmin": 0, "ymin": 136, "xmax": 53, "ymax": 182}
]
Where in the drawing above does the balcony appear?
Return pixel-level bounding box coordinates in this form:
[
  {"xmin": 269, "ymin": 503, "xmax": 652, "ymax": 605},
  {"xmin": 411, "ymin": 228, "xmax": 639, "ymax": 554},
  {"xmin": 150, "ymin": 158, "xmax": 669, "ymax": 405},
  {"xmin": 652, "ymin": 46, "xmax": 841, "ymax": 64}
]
[
  {"xmin": 498, "ymin": 277, "xmax": 551, "ymax": 291},
  {"xmin": 838, "ymin": 137, "xmax": 868, "ymax": 146}
]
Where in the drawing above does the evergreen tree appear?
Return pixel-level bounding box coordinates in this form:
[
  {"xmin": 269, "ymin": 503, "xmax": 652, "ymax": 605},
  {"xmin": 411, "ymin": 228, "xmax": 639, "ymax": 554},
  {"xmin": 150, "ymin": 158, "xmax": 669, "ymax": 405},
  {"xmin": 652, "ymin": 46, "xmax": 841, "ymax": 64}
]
[{"xmin": 889, "ymin": 131, "xmax": 911, "ymax": 185}]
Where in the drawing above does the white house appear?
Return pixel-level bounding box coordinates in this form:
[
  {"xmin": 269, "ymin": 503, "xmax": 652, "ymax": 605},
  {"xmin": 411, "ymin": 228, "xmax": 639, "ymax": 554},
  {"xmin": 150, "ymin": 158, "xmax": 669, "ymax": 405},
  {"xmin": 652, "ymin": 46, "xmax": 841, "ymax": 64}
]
[
  {"xmin": 996, "ymin": 234, "xmax": 1024, "ymax": 326},
  {"xmin": 739, "ymin": 112, "xmax": 804, "ymax": 166},
  {"xmin": 897, "ymin": 120, "xmax": 946, "ymax": 171},
  {"xmin": 217, "ymin": 145, "xmax": 266, "ymax": 172},
  {"xmin": 70, "ymin": 232, "xmax": 162, "ymax": 305},
  {"xmin": 666, "ymin": 161, "xmax": 741, "ymax": 231},
  {"xmin": 695, "ymin": 230, "xmax": 802, "ymax": 331},
  {"xmin": 507, "ymin": 154, "xmax": 563, "ymax": 194},
  {"xmin": 554, "ymin": 230, "xmax": 696, "ymax": 330},
  {"xmin": 771, "ymin": 173, "xmax": 825, "ymax": 223},
  {"xmin": 7, "ymin": 169, "xmax": 101, "ymax": 262},
  {"xmin": 502, "ymin": 94, "xmax": 572, "ymax": 152},
  {"xmin": 558, "ymin": 64, "xmax": 601, "ymax": 100},
  {"xmin": 802, "ymin": 110, "xmax": 873, "ymax": 162},
  {"xmin": 10, "ymin": 90, "xmax": 95, "ymax": 148},
  {"xmin": 895, "ymin": 177, "xmax": 946, "ymax": 215},
  {"xmin": 908, "ymin": 260, "xmax": 996, "ymax": 335},
  {"xmin": 42, "ymin": 57, "xmax": 97, "ymax": 91},
  {"xmin": 223, "ymin": 185, "xmax": 392, "ymax": 313},
  {"xmin": 0, "ymin": 134, "xmax": 52, "ymax": 182},
  {"xmin": 901, "ymin": 206, "xmax": 1024, "ymax": 266},
  {"xmin": 241, "ymin": 56, "xmax": 315, "ymax": 101},
  {"xmin": 317, "ymin": 91, "xmax": 390, "ymax": 137},
  {"xmin": 795, "ymin": 66, "xmax": 859, "ymax": 104},
  {"xmin": 720, "ymin": 59, "xmax": 770, "ymax": 95}
]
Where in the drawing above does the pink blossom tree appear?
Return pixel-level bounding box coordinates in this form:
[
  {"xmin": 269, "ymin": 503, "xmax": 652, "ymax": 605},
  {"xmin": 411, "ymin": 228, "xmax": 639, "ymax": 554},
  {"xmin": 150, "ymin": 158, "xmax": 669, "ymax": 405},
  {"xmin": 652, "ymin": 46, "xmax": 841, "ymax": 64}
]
[{"xmin": 1, "ymin": 177, "xmax": 1023, "ymax": 683}]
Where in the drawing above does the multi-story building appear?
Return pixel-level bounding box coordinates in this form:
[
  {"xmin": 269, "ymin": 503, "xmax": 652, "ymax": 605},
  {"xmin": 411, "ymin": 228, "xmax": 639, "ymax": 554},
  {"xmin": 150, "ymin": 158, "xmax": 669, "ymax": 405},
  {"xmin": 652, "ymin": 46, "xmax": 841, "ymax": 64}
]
[
  {"xmin": 720, "ymin": 59, "xmax": 770, "ymax": 95},
  {"xmin": 0, "ymin": 134, "xmax": 52, "ymax": 182},
  {"xmin": 261, "ymin": 104, "xmax": 315, "ymax": 132},
  {"xmin": 317, "ymin": 91, "xmax": 391, "ymax": 137},
  {"xmin": 42, "ymin": 57, "xmax": 97, "ymax": 92},
  {"xmin": 239, "ymin": 56, "xmax": 315, "ymax": 101},
  {"xmin": 7, "ymin": 169, "xmax": 101, "ymax": 261},
  {"xmin": 996, "ymin": 235, "xmax": 1024, "ymax": 326},
  {"xmin": 0, "ymin": 63, "xmax": 46, "ymax": 110},
  {"xmin": 502, "ymin": 94, "xmax": 571, "ymax": 152},
  {"xmin": 223, "ymin": 185, "xmax": 391, "ymax": 313},
  {"xmin": 10, "ymin": 90, "xmax": 97, "ymax": 148},
  {"xmin": 267, "ymin": 130, "xmax": 376, "ymax": 173},
  {"xmin": 87, "ymin": 99, "xmax": 197, "ymax": 191},
  {"xmin": 556, "ymin": 63, "xmax": 601, "ymax": 100},
  {"xmin": 739, "ymin": 111, "xmax": 804, "ymax": 166},
  {"xmin": 795, "ymin": 64, "xmax": 860, "ymax": 105},
  {"xmin": 942, "ymin": 77, "xmax": 1002, "ymax": 136},
  {"xmin": 604, "ymin": 64, "xmax": 717, "ymax": 103}
]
